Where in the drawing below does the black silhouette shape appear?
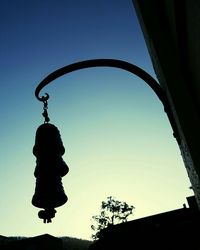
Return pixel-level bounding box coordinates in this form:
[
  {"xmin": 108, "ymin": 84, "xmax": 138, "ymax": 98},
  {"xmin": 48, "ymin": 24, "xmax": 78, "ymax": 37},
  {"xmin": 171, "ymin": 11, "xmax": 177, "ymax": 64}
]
[{"xmin": 32, "ymin": 123, "xmax": 69, "ymax": 223}]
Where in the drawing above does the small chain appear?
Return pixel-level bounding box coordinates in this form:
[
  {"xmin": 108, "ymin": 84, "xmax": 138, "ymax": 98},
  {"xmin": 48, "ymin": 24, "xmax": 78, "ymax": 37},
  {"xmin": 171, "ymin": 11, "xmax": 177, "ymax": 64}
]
[{"xmin": 42, "ymin": 98, "xmax": 50, "ymax": 123}]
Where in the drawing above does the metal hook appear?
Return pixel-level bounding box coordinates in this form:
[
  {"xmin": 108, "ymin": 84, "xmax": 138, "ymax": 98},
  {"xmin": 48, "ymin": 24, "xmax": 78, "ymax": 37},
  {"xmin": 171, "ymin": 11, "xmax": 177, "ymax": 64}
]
[{"xmin": 34, "ymin": 58, "xmax": 181, "ymax": 144}]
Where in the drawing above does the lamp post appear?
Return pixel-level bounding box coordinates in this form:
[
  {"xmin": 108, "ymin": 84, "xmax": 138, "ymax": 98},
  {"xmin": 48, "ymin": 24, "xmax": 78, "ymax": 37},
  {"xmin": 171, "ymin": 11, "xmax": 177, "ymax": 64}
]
[{"xmin": 32, "ymin": 58, "xmax": 180, "ymax": 222}]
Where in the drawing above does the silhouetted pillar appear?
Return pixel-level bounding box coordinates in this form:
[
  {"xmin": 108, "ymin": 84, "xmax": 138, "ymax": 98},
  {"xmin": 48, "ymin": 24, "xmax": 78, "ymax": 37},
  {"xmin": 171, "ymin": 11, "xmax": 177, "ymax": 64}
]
[{"xmin": 133, "ymin": 0, "xmax": 200, "ymax": 208}]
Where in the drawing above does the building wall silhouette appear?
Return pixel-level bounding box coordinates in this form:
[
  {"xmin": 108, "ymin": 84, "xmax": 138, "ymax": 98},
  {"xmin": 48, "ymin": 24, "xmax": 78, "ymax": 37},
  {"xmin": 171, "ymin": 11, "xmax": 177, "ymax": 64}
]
[{"xmin": 90, "ymin": 196, "xmax": 200, "ymax": 249}]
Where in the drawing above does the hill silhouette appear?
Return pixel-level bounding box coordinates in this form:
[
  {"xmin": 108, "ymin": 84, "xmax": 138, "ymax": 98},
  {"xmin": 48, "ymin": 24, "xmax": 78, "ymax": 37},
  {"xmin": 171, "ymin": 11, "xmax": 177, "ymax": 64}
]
[{"xmin": 0, "ymin": 234, "xmax": 92, "ymax": 250}]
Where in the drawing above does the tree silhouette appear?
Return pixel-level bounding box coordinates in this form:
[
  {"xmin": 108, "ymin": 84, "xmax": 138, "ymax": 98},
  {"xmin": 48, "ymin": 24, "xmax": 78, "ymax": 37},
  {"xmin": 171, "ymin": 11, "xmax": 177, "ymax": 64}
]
[{"xmin": 91, "ymin": 196, "xmax": 135, "ymax": 240}]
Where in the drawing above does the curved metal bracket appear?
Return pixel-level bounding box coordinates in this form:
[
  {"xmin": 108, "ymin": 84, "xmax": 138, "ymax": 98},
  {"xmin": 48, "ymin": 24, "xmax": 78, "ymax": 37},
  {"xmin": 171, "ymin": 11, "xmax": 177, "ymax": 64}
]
[
  {"xmin": 35, "ymin": 58, "xmax": 180, "ymax": 144},
  {"xmin": 35, "ymin": 58, "xmax": 164, "ymax": 104}
]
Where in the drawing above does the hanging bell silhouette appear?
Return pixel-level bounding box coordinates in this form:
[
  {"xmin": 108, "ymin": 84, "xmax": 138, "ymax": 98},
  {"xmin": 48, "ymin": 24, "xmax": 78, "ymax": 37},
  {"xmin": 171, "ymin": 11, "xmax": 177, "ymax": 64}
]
[{"xmin": 32, "ymin": 123, "xmax": 69, "ymax": 223}]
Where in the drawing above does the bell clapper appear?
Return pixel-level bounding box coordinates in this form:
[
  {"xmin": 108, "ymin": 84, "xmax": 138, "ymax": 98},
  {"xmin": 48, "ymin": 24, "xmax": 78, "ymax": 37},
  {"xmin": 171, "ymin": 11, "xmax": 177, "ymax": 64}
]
[{"xmin": 38, "ymin": 208, "xmax": 57, "ymax": 223}]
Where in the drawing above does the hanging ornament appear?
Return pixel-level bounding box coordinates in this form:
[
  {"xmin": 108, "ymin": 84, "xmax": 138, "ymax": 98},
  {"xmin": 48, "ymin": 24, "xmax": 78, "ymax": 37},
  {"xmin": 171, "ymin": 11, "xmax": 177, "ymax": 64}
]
[{"xmin": 32, "ymin": 97, "xmax": 69, "ymax": 223}]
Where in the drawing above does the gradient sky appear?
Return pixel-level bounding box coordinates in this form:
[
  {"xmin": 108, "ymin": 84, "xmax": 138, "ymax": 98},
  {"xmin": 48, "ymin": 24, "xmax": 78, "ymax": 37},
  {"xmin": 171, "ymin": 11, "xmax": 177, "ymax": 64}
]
[{"xmin": 0, "ymin": 0, "xmax": 193, "ymax": 240}]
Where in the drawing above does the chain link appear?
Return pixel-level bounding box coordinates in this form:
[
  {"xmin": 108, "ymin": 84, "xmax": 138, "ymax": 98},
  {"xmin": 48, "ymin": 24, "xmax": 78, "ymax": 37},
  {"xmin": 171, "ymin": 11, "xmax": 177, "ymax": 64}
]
[{"xmin": 42, "ymin": 98, "xmax": 50, "ymax": 123}]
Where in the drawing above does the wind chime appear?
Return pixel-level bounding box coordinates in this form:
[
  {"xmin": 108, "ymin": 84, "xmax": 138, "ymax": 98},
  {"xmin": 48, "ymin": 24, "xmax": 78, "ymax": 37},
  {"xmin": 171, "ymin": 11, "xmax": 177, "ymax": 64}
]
[
  {"xmin": 32, "ymin": 94, "xmax": 69, "ymax": 223},
  {"xmin": 31, "ymin": 58, "xmax": 170, "ymax": 224}
]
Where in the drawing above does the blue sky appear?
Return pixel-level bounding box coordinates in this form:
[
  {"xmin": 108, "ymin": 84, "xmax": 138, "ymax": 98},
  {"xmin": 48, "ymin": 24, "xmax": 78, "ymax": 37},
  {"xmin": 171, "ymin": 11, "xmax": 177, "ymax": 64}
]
[{"xmin": 0, "ymin": 0, "xmax": 193, "ymax": 240}]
